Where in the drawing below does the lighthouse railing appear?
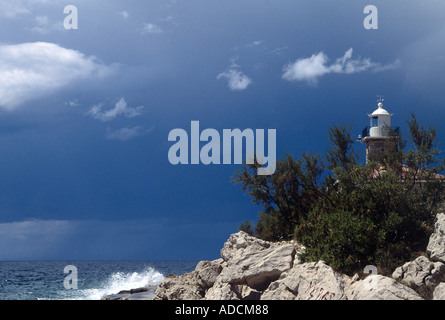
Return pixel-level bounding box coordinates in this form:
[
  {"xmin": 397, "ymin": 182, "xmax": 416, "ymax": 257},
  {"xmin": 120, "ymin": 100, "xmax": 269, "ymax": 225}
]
[{"xmin": 360, "ymin": 126, "xmax": 400, "ymax": 139}]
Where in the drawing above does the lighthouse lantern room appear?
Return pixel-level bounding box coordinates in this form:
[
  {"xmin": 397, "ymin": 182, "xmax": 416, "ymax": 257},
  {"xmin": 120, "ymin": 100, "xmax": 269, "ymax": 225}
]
[{"xmin": 359, "ymin": 97, "xmax": 399, "ymax": 165}]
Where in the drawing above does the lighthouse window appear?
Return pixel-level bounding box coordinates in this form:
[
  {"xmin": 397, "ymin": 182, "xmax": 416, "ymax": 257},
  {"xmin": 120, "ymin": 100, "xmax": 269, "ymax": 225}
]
[{"xmin": 371, "ymin": 116, "xmax": 378, "ymax": 127}]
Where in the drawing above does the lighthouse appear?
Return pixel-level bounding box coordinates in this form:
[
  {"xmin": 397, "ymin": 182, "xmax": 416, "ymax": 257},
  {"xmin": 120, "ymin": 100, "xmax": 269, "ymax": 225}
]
[{"xmin": 359, "ymin": 97, "xmax": 399, "ymax": 165}]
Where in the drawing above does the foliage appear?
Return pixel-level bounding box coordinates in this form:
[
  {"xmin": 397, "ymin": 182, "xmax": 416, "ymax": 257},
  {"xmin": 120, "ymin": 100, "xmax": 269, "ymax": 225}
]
[
  {"xmin": 233, "ymin": 114, "xmax": 445, "ymax": 275},
  {"xmin": 234, "ymin": 153, "xmax": 325, "ymax": 241}
]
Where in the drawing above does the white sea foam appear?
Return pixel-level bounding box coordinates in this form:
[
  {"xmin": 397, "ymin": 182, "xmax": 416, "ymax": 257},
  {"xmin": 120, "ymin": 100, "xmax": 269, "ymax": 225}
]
[{"xmin": 69, "ymin": 267, "xmax": 165, "ymax": 300}]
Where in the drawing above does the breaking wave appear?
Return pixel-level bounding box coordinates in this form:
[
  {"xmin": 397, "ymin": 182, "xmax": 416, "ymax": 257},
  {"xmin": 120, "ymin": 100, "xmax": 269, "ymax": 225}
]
[{"xmin": 60, "ymin": 266, "xmax": 165, "ymax": 300}]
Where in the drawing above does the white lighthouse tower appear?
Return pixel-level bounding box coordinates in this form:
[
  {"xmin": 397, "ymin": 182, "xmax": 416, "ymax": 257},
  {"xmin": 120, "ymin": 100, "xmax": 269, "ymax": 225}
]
[{"xmin": 359, "ymin": 97, "xmax": 398, "ymax": 165}]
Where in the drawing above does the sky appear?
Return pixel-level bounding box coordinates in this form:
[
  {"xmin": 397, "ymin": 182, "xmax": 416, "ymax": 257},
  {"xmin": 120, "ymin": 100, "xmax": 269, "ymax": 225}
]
[{"xmin": 0, "ymin": 0, "xmax": 444, "ymax": 261}]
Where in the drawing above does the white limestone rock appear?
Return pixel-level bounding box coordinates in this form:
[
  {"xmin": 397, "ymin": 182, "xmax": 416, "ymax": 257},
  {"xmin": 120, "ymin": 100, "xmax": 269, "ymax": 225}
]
[
  {"xmin": 427, "ymin": 213, "xmax": 445, "ymax": 263},
  {"xmin": 261, "ymin": 261, "xmax": 349, "ymax": 300},
  {"xmin": 346, "ymin": 275, "xmax": 423, "ymax": 300}
]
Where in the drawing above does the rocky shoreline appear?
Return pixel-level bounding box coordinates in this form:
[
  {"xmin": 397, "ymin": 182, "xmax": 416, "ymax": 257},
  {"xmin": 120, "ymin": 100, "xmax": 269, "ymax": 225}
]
[{"xmin": 102, "ymin": 212, "xmax": 445, "ymax": 300}]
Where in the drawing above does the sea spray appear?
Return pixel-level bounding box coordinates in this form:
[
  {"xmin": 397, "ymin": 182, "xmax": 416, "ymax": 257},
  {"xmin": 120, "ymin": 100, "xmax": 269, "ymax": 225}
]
[{"xmin": 76, "ymin": 267, "xmax": 165, "ymax": 300}]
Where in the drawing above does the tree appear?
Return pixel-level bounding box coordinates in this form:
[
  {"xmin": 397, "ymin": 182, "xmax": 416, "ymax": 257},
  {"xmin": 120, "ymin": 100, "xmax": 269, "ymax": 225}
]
[
  {"xmin": 233, "ymin": 153, "xmax": 325, "ymax": 241},
  {"xmin": 233, "ymin": 115, "xmax": 445, "ymax": 275},
  {"xmin": 326, "ymin": 124, "xmax": 358, "ymax": 172}
]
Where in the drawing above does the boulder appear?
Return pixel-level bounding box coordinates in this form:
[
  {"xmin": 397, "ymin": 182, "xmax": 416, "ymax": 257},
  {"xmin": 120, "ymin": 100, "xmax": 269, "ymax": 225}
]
[
  {"xmin": 205, "ymin": 231, "xmax": 297, "ymax": 298},
  {"xmin": 153, "ymin": 272, "xmax": 203, "ymax": 300},
  {"xmin": 258, "ymin": 281, "xmax": 297, "ymax": 300},
  {"xmin": 392, "ymin": 255, "xmax": 445, "ymax": 287},
  {"xmin": 433, "ymin": 283, "xmax": 445, "ymax": 300},
  {"xmin": 345, "ymin": 275, "xmax": 423, "ymax": 300},
  {"xmin": 427, "ymin": 213, "xmax": 445, "ymax": 263},
  {"xmin": 261, "ymin": 261, "xmax": 349, "ymax": 300},
  {"xmin": 219, "ymin": 242, "xmax": 296, "ymax": 290},
  {"xmin": 154, "ymin": 258, "xmax": 225, "ymax": 300},
  {"xmin": 204, "ymin": 278, "xmax": 239, "ymax": 300},
  {"xmin": 220, "ymin": 231, "xmax": 271, "ymax": 262},
  {"xmin": 195, "ymin": 259, "xmax": 224, "ymax": 288}
]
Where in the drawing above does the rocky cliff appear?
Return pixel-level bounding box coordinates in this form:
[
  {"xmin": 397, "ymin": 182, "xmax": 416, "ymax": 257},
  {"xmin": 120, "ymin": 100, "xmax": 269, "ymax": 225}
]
[{"xmin": 110, "ymin": 212, "xmax": 445, "ymax": 300}]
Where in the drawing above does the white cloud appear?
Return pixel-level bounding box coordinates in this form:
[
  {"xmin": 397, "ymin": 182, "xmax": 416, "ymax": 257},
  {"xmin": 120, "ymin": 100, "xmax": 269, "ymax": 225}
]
[
  {"xmin": 87, "ymin": 98, "xmax": 144, "ymax": 122},
  {"xmin": 246, "ymin": 40, "xmax": 263, "ymax": 47},
  {"xmin": 30, "ymin": 15, "xmax": 63, "ymax": 34},
  {"xmin": 106, "ymin": 125, "xmax": 153, "ymax": 141},
  {"xmin": 282, "ymin": 48, "xmax": 397, "ymax": 85},
  {"xmin": 267, "ymin": 46, "xmax": 288, "ymax": 56},
  {"xmin": 217, "ymin": 68, "xmax": 252, "ymax": 91},
  {"xmin": 65, "ymin": 99, "xmax": 80, "ymax": 107},
  {"xmin": 120, "ymin": 10, "xmax": 129, "ymax": 19},
  {"xmin": 142, "ymin": 23, "xmax": 164, "ymax": 34},
  {"xmin": 0, "ymin": 0, "xmax": 53, "ymax": 18},
  {"xmin": 0, "ymin": 42, "xmax": 116, "ymax": 110},
  {"xmin": 35, "ymin": 15, "xmax": 49, "ymax": 25},
  {"xmin": 0, "ymin": 1, "xmax": 31, "ymax": 18}
]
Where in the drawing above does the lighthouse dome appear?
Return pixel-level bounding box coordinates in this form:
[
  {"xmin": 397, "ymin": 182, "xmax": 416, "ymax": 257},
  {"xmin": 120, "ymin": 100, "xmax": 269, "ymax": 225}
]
[{"xmin": 371, "ymin": 102, "xmax": 391, "ymax": 116}]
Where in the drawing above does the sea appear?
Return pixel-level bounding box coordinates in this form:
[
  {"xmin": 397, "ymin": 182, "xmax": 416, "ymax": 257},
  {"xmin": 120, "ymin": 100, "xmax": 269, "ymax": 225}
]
[{"xmin": 0, "ymin": 260, "xmax": 199, "ymax": 300}]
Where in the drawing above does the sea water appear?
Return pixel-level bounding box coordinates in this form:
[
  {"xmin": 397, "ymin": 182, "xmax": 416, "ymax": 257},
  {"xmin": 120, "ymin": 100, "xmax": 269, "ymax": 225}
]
[{"xmin": 0, "ymin": 260, "xmax": 198, "ymax": 300}]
